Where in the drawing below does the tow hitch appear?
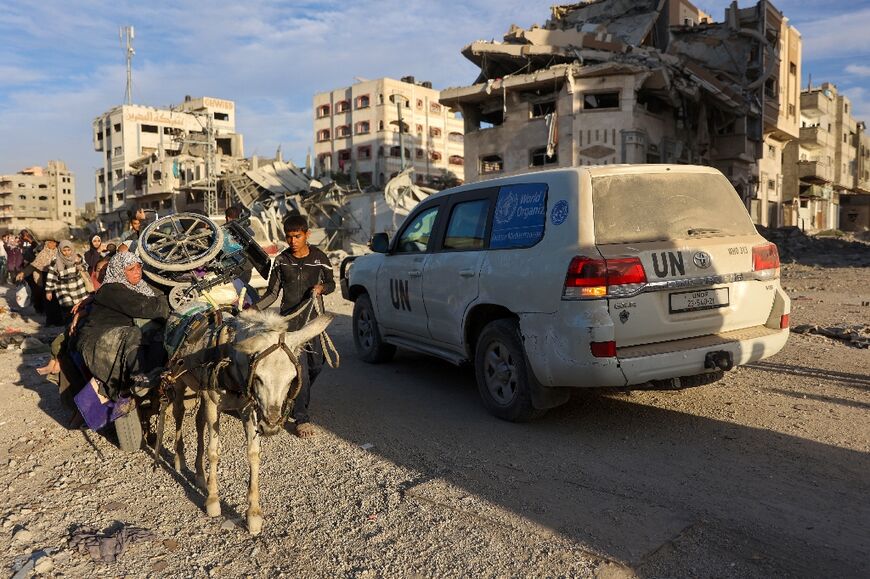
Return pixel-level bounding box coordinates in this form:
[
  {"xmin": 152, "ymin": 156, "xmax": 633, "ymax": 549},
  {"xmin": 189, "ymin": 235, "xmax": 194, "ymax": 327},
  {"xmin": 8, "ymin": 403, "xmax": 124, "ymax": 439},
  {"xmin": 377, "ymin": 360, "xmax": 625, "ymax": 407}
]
[{"xmin": 705, "ymin": 350, "xmax": 734, "ymax": 372}]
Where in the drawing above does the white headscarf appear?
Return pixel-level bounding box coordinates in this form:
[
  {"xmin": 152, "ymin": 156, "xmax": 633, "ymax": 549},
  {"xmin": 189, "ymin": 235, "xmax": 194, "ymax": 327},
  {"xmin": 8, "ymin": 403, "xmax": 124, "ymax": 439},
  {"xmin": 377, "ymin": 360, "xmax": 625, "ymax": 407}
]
[{"xmin": 103, "ymin": 252, "xmax": 155, "ymax": 296}]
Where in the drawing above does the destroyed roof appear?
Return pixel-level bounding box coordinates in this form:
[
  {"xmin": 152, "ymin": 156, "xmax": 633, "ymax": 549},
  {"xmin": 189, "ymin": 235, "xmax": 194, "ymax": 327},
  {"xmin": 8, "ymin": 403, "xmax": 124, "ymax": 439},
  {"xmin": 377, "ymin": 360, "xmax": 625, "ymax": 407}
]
[
  {"xmin": 547, "ymin": 0, "xmax": 665, "ymax": 46},
  {"xmin": 244, "ymin": 160, "xmax": 310, "ymax": 195}
]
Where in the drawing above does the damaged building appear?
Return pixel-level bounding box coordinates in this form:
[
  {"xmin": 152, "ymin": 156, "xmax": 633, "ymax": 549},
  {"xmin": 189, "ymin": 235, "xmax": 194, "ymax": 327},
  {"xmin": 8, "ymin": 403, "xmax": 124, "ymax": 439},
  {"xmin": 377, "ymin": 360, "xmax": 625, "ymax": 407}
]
[
  {"xmin": 440, "ymin": 0, "xmax": 801, "ymax": 226},
  {"xmin": 783, "ymin": 83, "xmax": 868, "ymax": 232},
  {"xmin": 93, "ymin": 96, "xmax": 246, "ymax": 235}
]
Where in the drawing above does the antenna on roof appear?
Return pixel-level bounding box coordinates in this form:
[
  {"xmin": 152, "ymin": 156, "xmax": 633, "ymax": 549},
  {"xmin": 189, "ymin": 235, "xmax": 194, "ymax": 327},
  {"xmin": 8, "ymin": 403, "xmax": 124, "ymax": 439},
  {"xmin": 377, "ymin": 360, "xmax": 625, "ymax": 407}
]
[{"xmin": 120, "ymin": 25, "xmax": 135, "ymax": 104}]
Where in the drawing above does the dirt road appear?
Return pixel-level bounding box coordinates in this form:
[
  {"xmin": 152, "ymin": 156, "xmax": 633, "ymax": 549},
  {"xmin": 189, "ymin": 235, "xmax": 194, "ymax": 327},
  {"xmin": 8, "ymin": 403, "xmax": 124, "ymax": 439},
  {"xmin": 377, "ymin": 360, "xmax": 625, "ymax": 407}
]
[{"xmin": 1, "ymin": 256, "xmax": 868, "ymax": 578}]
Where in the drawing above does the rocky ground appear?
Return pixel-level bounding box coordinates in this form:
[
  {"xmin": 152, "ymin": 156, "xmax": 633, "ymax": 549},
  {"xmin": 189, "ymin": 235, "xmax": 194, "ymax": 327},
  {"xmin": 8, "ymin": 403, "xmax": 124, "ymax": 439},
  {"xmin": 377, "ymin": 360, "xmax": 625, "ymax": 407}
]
[{"xmin": 1, "ymin": 233, "xmax": 868, "ymax": 578}]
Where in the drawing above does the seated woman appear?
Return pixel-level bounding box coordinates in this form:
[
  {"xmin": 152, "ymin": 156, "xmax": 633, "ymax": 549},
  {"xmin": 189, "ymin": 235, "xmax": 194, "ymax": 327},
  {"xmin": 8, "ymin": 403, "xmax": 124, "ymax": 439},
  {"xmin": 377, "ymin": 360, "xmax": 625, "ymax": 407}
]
[{"xmin": 74, "ymin": 252, "xmax": 169, "ymax": 399}]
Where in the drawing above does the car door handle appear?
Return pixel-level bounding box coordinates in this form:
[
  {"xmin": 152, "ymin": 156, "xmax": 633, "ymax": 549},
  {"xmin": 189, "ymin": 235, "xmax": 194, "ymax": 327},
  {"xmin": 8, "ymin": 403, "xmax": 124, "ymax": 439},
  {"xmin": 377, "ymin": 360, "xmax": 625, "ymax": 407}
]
[
  {"xmin": 459, "ymin": 269, "xmax": 475, "ymax": 278},
  {"xmin": 408, "ymin": 270, "xmax": 422, "ymax": 278}
]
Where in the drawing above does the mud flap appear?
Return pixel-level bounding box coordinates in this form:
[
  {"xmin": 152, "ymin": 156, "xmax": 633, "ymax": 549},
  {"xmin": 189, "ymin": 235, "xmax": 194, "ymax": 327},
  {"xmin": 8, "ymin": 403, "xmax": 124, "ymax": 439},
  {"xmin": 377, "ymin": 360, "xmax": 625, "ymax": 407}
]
[{"xmin": 115, "ymin": 402, "xmax": 143, "ymax": 453}]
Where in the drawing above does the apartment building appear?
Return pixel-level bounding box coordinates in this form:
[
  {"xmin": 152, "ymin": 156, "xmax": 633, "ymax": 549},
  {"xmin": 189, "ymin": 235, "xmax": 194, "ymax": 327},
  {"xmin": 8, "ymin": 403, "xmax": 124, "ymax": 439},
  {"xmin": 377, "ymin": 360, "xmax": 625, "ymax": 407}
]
[
  {"xmin": 440, "ymin": 0, "xmax": 800, "ymax": 227},
  {"xmin": 782, "ymin": 83, "xmax": 861, "ymax": 232},
  {"xmin": 839, "ymin": 124, "xmax": 870, "ymax": 231},
  {"xmin": 93, "ymin": 96, "xmax": 245, "ymax": 234},
  {"xmin": 0, "ymin": 161, "xmax": 76, "ymax": 236},
  {"xmin": 313, "ymin": 77, "xmax": 465, "ymax": 188}
]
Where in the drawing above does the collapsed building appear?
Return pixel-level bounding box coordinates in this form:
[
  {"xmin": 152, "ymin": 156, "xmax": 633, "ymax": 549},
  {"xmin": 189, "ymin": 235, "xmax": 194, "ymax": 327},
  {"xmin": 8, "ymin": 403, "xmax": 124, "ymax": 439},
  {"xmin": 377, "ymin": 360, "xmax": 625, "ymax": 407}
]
[{"xmin": 440, "ymin": 0, "xmax": 801, "ymax": 226}]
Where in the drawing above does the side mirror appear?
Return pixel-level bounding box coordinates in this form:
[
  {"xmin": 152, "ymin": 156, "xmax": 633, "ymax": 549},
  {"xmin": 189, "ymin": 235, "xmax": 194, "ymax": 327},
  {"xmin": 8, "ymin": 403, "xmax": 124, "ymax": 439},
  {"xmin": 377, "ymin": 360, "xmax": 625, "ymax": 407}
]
[{"xmin": 369, "ymin": 232, "xmax": 390, "ymax": 253}]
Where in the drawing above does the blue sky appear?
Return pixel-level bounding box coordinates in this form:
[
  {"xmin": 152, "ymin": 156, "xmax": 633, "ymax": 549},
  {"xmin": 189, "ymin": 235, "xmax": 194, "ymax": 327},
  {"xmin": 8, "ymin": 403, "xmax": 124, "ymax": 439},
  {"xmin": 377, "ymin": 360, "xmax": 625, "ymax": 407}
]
[{"xmin": 1, "ymin": 0, "xmax": 868, "ymax": 206}]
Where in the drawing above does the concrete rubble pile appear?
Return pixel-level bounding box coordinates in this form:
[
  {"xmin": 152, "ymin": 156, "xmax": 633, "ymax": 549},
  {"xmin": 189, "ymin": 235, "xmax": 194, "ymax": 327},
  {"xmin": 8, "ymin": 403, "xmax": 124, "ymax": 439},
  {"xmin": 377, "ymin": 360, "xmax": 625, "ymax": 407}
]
[
  {"xmin": 222, "ymin": 159, "xmax": 435, "ymax": 258},
  {"xmin": 757, "ymin": 226, "xmax": 870, "ymax": 265}
]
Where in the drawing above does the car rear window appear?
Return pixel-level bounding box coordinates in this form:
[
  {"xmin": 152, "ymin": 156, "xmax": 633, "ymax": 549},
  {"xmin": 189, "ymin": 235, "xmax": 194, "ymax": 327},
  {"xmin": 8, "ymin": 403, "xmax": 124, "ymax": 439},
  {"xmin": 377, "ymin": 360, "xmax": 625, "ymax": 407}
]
[{"xmin": 592, "ymin": 172, "xmax": 757, "ymax": 244}]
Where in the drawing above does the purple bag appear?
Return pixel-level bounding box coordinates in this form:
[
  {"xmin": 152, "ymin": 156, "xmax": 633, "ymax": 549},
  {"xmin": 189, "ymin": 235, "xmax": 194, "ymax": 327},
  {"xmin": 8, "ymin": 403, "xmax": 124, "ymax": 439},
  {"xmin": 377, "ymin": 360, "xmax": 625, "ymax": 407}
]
[{"xmin": 74, "ymin": 379, "xmax": 133, "ymax": 431}]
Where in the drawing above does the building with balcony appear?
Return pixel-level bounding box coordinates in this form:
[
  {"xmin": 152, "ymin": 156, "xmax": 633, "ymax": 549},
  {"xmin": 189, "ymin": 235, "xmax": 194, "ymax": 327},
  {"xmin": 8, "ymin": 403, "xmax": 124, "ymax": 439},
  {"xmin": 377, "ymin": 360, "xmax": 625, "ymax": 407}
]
[
  {"xmin": 93, "ymin": 96, "xmax": 245, "ymax": 235},
  {"xmin": 312, "ymin": 77, "xmax": 465, "ymax": 189},
  {"xmin": 440, "ymin": 0, "xmax": 800, "ymax": 227},
  {"xmin": 0, "ymin": 161, "xmax": 75, "ymax": 237},
  {"xmin": 783, "ymin": 83, "xmax": 859, "ymax": 232}
]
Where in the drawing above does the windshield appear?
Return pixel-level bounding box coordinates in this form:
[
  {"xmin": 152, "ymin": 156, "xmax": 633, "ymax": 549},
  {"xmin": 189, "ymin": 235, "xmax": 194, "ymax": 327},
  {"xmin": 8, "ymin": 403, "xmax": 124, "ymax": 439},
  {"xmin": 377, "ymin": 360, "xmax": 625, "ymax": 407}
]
[{"xmin": 592, "ymin": 172, "xmax": 757, "ymax": 244}]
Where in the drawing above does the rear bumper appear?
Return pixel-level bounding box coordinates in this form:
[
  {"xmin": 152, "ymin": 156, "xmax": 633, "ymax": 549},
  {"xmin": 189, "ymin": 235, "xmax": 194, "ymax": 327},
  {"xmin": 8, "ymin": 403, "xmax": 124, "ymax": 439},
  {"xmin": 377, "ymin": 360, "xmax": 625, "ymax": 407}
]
[{"xmin": 617, "ymin": 325, "xmax": 789, "ymax": 385}]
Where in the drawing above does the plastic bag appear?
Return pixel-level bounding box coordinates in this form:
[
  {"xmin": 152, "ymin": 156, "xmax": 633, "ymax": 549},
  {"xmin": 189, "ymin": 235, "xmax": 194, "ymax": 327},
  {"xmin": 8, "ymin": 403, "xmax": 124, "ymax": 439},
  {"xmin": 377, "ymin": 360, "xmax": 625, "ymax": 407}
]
[{"xmin": 15, "ymin": 283, "xmax": 31, "ymax": 308}]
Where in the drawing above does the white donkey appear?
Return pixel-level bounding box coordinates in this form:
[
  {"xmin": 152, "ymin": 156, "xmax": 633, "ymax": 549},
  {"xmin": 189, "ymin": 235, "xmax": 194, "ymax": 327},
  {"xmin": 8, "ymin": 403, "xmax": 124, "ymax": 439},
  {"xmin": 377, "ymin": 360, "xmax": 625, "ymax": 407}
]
[{"xmin": 158, "ymin": 308, "xmax": 333, "ymax": 534}]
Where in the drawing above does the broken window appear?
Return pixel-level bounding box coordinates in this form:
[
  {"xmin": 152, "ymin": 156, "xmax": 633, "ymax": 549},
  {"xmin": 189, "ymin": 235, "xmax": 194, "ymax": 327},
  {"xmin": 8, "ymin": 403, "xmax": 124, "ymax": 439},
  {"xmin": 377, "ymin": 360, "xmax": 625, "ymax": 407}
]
[
  {"xmin": 530, "ymin": 101, "xmax": 556, "ymax": 119},
  {"xmin": 430, "ymin": 151, "xmax": 442, "ymax": 162},
  {"xmin": 335, "ymin": 100, "xmax": 350, "ymax": 113},
  {"xmin": 317, "ymin": 104, "xmax": 330, "ymax": 118},
  {"xmin": 337, "ymin": 149, "xmax": 351, "ymax": 170},
  {"xmin": 530, "ymin": 147, "xmax": 558, "ymax": 167},
  {"xmin": 214, "ymin": 112, "xmax": 230, "ymax": 122},
  {"xmin": 357, "ymin": 172, "xmax": 373, "ymax": 187},
  {"xmin": 416, "ymin": 99, "xmax": 424, "ymax": 110},
  {"xmin": 357, "ymin": 146, "xmax": 372, "ymax": 160},
  {"xmin": 415, "ymin": 148, "xmax": 424, "ymax": 159},
  {"xmin": 637, "ymin": 92, "xmax": 668, "ymax": 115},
  {"xmin": 389, "ymin": 146, "xmax": 411, "ymax": 158},
  {"xmin": 114, "ymin": 123, "xmax": 121, "ymax": 133},
  {"xmin": 449, "ymin": 155, "xmax": 464, "ymax": 166},
  {"xmin": 429, "ymin": 127, "xmax": 442, "ymax": 138},
  {"xmin": 216, "ymin": 138, "xmax": 232, "ymax": 155},
  {"xmin": 583, "ymin": 92, "xmax": 620, "ymax": 110},
  {"xmin": 378, "ymin": 120, "xmax": 384, "ymax": 131},
  {"xmin": 356, "ymin": 95, "xmax": 370, "ymax": 109},
  {"xmin": 356, "ymin": 121, "xmax": 370, "ymax": 134},
  {"xmin": 789, "ymin": 62, "xmax": 797, "ymax": 75},
  {"xmin": 430, "ymin": 102, "xmax": 442, "ymax": 114},
  {"xmin": 416, "ymin": 124, "xmax": 423, "ymax": 135},
  {"xmin": 141, "ymin": 124, "xmax": 158, "ymax": 133},
  {"xmin": 317, "ymin": 129, "xmax": 331, "ymax": 141},
  {"xmin": 448, "ymin": 132, "xmax": 463, "ymax": 143},
  {"xmin": 764, "ymin": 78, "xmax": 777, "ymax": 99},
  {"xmin": 336, "ymin": 125, "xmax": 351, "ymax": 138},
  {"xmin": 479, "ymin": 154, "xmax": 503, "ymax": 174}
]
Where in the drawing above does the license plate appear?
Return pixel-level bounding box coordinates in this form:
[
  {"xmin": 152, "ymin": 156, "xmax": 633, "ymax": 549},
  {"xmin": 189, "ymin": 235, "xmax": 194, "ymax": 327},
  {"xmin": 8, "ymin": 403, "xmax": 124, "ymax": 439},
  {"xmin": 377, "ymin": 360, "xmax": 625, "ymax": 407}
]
[{"xmin": 669, "ymin": 288, "xmax": 729, "ymax": 313}]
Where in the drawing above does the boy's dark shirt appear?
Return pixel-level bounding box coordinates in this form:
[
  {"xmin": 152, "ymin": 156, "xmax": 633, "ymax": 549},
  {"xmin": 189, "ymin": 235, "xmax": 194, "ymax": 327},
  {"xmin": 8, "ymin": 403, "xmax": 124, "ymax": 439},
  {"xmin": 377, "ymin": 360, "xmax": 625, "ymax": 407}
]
[{"xmin": 254, "ymin": 246, "xmax": 334, "ymax": 329}]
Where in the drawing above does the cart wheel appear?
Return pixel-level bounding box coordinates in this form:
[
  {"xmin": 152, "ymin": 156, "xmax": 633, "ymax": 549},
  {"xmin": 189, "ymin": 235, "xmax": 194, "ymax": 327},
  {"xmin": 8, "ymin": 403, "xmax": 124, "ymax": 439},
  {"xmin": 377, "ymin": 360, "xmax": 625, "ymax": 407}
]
[
  {"xmin": 138, "ymin": 212, "xmax": 224, "ymax": 271},
  {"xmin": 115, "ymin": 402, "xmax": 143, "ymax": 452},
  {"xmin": 169, "ymin": 283, "xmax": 200, "ymax": 310}
]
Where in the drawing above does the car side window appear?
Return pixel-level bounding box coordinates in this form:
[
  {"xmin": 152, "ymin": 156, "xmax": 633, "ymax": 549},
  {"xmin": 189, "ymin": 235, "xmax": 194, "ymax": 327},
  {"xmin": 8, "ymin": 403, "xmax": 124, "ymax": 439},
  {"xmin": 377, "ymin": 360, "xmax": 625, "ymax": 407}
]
[
  {"xmin": 396, "ymin": 206, "xmax": 440, "ymax": 253},
  {"xmin": 443, "ymin": 199, "xmax": 490, "ymax": 250},
  {"xmin": 489, "ymin": 183, "xmax": 548, "ymax": 249}
]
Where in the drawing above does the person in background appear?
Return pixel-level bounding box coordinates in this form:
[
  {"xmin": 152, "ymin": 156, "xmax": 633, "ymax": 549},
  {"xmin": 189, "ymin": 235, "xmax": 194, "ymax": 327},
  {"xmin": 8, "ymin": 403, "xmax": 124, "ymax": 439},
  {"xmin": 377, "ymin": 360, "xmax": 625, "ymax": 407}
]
[
  {"xmin": 121, "ymin": 215, "xmax": 143, "ymax": 246},
  {"xmin": 5, "ymin": 235, "xmax": 23, "ymax": 285},
  {"xmin": 83, "ymin": 235, "xmax": 104, "ymax": 273},
  {"xmin": 18, "ymin": 236, "xmax": 58, "ymax": 316},
  {"xmin": 104, "ymin": 243, "xmax": 117, "ymax": 257},
  {"xmin": 253, "ymin": 215, "xmax": 335, "ymax": 439},
  {"xmin": 0, "ymin": 234, "xmax": 7, "ymax": 285},
  {"xmin": 45, "ymin": 240, "xmax": 91, "ymax": 326}
]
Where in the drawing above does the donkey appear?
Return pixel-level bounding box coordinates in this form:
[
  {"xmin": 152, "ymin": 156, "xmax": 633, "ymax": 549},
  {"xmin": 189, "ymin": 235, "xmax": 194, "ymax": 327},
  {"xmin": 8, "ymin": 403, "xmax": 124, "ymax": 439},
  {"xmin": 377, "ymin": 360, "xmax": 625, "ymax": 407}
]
[{"xmin": 161, "ymin": 308, "xmax": 333, "ymax": 535}]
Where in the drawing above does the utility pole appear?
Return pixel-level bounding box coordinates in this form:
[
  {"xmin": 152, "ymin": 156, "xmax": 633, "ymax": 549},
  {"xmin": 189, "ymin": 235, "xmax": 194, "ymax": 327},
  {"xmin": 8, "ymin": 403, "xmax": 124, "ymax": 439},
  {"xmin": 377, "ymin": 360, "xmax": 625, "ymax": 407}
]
[
  {"xmin": 120, "ymin": 26, "xmax": 135, "ymax": 105},
  {"xmin": 397, "ymin": 97, "xmax": 407, "ymax": 171}
]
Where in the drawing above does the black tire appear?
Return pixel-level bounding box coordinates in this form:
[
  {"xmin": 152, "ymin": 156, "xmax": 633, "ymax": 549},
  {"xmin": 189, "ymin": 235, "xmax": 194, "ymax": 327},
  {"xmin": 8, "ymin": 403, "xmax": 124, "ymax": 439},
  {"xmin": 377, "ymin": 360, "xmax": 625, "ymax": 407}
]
[
  {"xmin": 474, "ymin": 319, "xmax": 545, "ymax": 422},
  {"xmin": 114, "ymin": 402, "xmax": 143, "ymax": 452},
  {"xmin": 352, "ymin": 294, "xmax": 396, "ymax": 363},
  {"xmin": 138, "ymin": 212, "xmax": 224, "ymax": 271}
]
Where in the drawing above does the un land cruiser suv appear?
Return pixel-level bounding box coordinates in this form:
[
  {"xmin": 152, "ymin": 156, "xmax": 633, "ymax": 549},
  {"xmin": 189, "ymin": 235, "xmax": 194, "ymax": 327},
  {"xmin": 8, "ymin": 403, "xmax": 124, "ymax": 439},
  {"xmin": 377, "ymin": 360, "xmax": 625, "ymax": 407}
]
[{"xmin": 340, "ymin": 165, "xmax": 790, "ymax": 421}]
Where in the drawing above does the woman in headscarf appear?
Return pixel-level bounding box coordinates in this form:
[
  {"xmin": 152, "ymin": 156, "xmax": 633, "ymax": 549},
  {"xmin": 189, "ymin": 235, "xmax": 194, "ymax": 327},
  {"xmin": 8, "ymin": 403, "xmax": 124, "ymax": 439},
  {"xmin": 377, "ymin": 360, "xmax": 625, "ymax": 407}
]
[
  {"xmin": 83, "ymin": 235, "xmax": 104, "ymax": 273},
  {"xmin": 5, "ymin": 235, "xmax": 23, "ymax": 285},
  {"xmin": 17, "ymin": 236, "xmax": 57, "ymax": 315},
  {"xmin": 44, "ymin": 240, "xmax": 90, "ymax": 326},
  {"xmin": 74, "ymin": 252, "xmax": 169, "ymax": 398}
]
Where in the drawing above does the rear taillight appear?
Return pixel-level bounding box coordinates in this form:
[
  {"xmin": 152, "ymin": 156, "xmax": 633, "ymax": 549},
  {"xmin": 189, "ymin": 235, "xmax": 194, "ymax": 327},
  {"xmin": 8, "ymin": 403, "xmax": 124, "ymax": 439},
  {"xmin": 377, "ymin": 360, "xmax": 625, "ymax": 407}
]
[
  {"xmin": 590, "ymin": 341, "xmax": 617, "ymax": 358},
  {"xmin": 563, "ymin": 256, "xmax": 647, "ymax": 299},
  {"xmin": 753, "ymin": 243, "xmax": 780, "ymax": 279},
  {"xmin": 780, "ymin": 314, "xmax": 789, "ymax": 329}
]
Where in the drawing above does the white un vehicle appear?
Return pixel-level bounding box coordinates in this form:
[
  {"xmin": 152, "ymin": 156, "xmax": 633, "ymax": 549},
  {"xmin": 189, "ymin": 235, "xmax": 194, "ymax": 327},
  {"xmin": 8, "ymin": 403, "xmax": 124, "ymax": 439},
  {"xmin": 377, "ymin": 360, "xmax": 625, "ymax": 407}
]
[{"xmin": 340, "ymin": 165, "xmax": 790, "ymax": 421}]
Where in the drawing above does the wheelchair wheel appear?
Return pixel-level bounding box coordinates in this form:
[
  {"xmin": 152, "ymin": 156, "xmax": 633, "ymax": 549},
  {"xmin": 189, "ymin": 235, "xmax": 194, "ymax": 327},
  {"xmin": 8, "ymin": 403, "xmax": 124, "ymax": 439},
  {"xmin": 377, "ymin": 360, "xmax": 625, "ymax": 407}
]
[{"xmin": 138, "ymin": 213, "xmax": 224, "ymax": 271}]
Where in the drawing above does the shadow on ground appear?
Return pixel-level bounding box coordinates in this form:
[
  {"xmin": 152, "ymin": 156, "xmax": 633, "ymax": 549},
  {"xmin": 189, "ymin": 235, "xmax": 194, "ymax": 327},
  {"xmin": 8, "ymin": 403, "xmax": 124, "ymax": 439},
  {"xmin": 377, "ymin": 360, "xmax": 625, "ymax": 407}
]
[{"xmin": 314, "ymin": 313, "xmax": 869, "ymax": 577}]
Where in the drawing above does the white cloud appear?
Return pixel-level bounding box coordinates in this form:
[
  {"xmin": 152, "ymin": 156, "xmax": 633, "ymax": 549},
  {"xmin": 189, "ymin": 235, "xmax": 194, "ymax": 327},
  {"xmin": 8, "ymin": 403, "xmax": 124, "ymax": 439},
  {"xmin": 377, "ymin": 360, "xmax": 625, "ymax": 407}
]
[{"xmin": 845, "ymin": 64, "xmax": 870, "ymax": 77}]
